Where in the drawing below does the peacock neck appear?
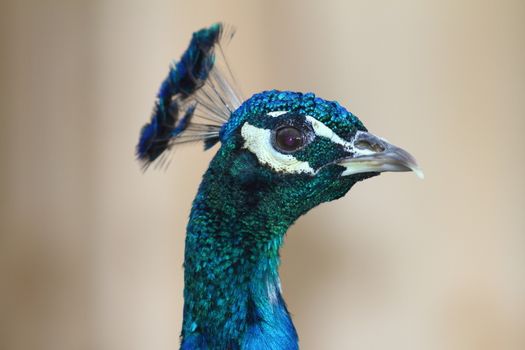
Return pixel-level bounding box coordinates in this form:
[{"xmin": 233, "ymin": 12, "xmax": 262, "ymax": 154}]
[{"xmin": 180, "ymin": 147, "xmax": 299, "ymax": 349}]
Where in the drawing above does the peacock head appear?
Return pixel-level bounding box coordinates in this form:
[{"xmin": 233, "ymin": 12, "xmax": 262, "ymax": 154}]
[
  {"xmin": 137, "ymin": 23, "xmax": 422, "ymax": 218},
  {"xmin": 207, "ymin": 90, "xmax": 422, "ymax": 215}
]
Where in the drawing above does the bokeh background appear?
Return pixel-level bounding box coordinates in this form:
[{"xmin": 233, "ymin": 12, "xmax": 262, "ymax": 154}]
[{"xmin": 1, "ymin": 0, "xmax": 524, "ymax": 349}]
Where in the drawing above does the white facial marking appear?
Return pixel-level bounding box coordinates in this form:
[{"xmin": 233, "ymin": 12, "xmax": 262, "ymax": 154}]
[
  {"xmin": 351, "ymin": 130, "xmax": 381, "ymax": 156},
  {"xmin": 305, "ymin": 116, "xmax": 350, "ymax": 148},
  {"xmin": 242, "ymin": 116, "xmax": 391, "ymax": 176},
  {"xmin": 241, "ymin": 122, "xmax": 315, "ymax": 174},
  {"xmin": 340, "ymin": 162, "xmax": 379, "ymax": 176},
  {"xmin": 267, "ymin": 110, "xmax": 289, "ymax": 118},
  {"xmin": 305, "ymin": 117, "xmax": 380, "ymax": 157}
]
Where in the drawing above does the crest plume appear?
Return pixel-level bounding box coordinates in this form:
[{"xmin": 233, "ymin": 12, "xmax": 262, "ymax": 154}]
[{"xmin": 137, "ymin": 23, "xmax": 243, "ymax": 169}]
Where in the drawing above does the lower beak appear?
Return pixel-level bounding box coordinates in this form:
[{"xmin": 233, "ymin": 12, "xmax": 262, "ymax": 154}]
[{"xmin": 337, "ymin": 131, "xmax": 424, "ymax": 179}]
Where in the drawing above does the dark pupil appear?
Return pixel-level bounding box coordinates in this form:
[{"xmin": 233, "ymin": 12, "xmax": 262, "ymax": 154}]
[{"xmin": 275, "ymin": 127, "xmax": 303, "ymax": 152}]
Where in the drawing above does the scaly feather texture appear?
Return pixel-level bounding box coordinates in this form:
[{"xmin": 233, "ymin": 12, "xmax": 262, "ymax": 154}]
[
  {"xmin": 180, "ymin": 91, "xmax": 370, "ymax": 350},
  {"xmin": 138, "ymin": 24, "xmax": 421, "ymax": 350}
]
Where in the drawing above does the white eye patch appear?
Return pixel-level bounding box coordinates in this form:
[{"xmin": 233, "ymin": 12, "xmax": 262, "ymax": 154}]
[
  {"xmin": 241, "ymin": 122, "xmax": 315, "ymax": 174},
  {"xmin": 241, "ymin": 112, "xmax": 367, "ymax": 175}
]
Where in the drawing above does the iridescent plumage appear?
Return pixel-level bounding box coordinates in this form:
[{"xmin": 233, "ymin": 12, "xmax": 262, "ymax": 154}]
[
  {"xmin": 137, "ymin": 23, "xmax": 241, "ymax": 168},
  {"xmin": 137, "ymin": 23, "xmax": 421, "ymax": 350}
]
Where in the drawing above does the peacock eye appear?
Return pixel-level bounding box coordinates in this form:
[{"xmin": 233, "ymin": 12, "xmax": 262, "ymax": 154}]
[{"xmin": 274, "ymin": 126, "xmax": 304, "ymax": 153}]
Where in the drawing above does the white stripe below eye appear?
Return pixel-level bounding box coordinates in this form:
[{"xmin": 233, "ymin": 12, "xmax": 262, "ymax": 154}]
[
  {"xmin": 267, "ymin": 111, "xmax": 289, "ymax": 118},
  {"xmin": 241, "ymin": 123, "xmax": 315, "ymax": 174}
]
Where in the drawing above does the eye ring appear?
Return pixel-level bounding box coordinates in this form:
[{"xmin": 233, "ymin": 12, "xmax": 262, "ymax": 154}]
[{"xmin": 273, "ymin": 126, "xmax": 305, "ymax": 153}]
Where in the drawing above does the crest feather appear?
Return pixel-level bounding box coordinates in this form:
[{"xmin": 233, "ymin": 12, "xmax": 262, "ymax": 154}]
[{"xmin": 137, "ymin": 23, "xmax": 243, "ymax": 169}]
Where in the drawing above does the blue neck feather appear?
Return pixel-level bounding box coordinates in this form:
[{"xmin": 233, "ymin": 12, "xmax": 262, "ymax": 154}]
[{"xmin": 180, "ymin": 140, "xmax": 302, "ymax": 350}]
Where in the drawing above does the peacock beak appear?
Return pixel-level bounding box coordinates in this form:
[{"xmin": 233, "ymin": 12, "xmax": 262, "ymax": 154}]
[{"xmin": 337, "ymin": 131, "xmax": 424, "ymax": 179}]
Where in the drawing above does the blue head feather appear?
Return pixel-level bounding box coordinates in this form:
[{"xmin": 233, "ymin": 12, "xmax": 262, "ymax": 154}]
[{"xmin": 137, "ymin": 24, "xmax": 224, "ymax": 166}]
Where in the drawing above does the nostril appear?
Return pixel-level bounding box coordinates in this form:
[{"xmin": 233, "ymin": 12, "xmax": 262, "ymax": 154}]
[{"xmin": 355, "ymin": 140, "xmax": 385, "ymax": 153}]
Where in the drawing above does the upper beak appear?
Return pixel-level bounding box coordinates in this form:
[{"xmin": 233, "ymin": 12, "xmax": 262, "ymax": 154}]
[{"xmin": 337, "ymin": 131, "xmax": 424, "ymax": 179}]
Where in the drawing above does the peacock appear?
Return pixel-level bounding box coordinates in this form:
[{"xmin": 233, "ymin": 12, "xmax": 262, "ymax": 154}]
[{"xmin": 137, "ymin": 23, "xmax": 422, "ymax": 350}]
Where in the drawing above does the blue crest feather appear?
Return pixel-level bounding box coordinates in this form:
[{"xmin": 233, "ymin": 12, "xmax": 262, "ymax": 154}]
[{"xmin": 137, "ymin": 23, "xmax": 243, "ymax": 168}]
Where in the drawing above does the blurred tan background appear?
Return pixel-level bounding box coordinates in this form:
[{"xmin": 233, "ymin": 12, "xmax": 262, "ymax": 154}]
[{"xmin": 0, "ymin": 0, "xmax": 524, "ymax": 349}]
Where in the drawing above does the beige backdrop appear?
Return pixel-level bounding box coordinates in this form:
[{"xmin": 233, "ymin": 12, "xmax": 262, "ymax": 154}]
[{"xmin": 1, "ymin": 1, "xmax": 524, "ymax": 349}]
